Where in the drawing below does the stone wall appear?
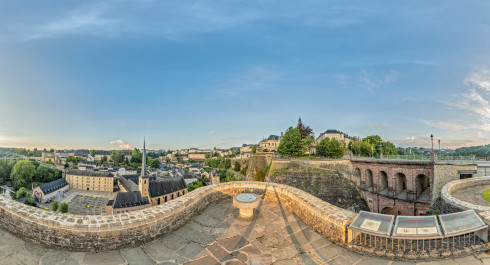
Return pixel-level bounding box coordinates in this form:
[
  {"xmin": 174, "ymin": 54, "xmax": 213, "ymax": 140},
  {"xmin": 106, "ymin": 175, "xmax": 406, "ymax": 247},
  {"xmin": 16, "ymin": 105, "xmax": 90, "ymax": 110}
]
[
  {"xmin": 0, "ymin": 181, "xmax": 356, "ymax": 252},
  {"xmin": 433, "ymin": 163, "xmax": 476, "ymax": 201},
  {"xmin": 268, "ymin": 162, "xmax": 368, "ymax": 213},
  {"xmin": 441, "ymin": 176, "xmax": 490, "ymax": 212}
]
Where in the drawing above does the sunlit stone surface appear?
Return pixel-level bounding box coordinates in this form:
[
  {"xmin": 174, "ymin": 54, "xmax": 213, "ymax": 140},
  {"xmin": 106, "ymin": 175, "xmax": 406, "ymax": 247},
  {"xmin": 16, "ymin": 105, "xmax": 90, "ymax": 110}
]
[{"xmin": 0, "ymin": 198, "xmax": 487, "ymax": 264}]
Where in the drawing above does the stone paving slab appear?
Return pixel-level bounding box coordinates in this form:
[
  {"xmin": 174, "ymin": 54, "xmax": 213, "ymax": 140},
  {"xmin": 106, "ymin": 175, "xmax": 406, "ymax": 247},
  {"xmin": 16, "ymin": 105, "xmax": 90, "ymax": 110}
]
[{"xmin": 0, "ymin": 198, "xmax": 489, "ymax": 265}]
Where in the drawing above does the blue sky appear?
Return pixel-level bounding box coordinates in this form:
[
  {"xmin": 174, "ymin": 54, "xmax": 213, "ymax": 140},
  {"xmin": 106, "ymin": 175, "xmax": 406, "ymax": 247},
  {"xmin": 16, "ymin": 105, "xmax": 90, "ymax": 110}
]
[{"xmin": 1, "ymin": 1, "xmax": 490, "ymax": 150}]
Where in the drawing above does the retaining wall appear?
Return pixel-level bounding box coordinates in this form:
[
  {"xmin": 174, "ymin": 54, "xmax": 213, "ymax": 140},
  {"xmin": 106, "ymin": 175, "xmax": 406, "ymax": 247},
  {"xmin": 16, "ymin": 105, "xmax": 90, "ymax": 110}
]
[{"xmin": 0, "ymin": 181, "xmax": 356, "ymax": 252}]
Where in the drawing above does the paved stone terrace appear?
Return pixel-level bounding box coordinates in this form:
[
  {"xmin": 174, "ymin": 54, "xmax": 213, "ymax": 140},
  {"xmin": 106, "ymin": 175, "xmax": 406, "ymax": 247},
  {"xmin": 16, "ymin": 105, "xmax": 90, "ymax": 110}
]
[{"xmin": 1, "ymin": 198, "xmax": 489, "ymax": 265}]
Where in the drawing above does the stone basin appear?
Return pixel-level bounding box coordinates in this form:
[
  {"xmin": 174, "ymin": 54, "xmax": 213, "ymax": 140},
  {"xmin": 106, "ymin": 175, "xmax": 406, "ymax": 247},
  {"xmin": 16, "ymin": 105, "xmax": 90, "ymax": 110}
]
[{"xmin": 233, "ymin": 193, "xmax": 260, "ymax": 218}]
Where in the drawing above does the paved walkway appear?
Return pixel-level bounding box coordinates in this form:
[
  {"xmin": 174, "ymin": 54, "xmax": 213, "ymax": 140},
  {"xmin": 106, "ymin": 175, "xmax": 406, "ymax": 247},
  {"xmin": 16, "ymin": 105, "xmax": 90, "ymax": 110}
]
[
  {"xmin": 1, "ymin": 199, "xmax": 489, "ymax": 265},
  {"xmin": 452, "ymin": 184, "xmax": 490, "ymax": 207}
]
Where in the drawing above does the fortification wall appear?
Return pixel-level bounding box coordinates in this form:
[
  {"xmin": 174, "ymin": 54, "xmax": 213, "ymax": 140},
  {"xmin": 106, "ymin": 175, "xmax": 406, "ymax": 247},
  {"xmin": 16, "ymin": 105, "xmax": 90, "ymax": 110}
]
[{"xmin": 0, "ymin": 181, "xmax": 356, "ymax": 252}]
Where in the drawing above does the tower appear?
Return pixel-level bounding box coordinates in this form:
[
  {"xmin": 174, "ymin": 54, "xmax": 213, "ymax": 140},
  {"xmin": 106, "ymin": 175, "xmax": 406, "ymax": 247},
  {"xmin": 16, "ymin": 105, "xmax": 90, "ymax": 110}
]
[{"xmin": 139, "ymin": 138, "xmax": 149, "ymax": 198}]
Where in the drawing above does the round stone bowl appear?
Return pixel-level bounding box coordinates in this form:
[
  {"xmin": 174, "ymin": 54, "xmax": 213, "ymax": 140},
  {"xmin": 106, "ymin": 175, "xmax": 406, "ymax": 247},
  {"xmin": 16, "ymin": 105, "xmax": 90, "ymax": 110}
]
[{"xmin": 233, "ymin": 193, "xmax": 260, "ymax": 218}]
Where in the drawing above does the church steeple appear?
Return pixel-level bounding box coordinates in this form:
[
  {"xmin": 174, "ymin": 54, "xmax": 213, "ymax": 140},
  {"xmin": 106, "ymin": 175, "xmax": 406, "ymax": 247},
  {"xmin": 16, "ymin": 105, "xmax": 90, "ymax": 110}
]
[
  {"xmin": 139, "ymin": 138, "xmax": 149, "ymax": 199},
  {"xmin": 141, "ymin": 138, "xmax": 146, "ymax": 177}
]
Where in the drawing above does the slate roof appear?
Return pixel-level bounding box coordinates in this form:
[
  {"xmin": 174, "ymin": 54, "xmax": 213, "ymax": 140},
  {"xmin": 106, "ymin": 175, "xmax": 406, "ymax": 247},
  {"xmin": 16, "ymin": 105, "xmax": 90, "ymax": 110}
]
[
  {"xmin": 149, "ymin": 177, "xmax": 187, "ymax": 198},
  {"xmin": 112, "ymin": 191, "xmax": 149, "ymax": 209},
  {"xmin": 261, "ymin": 135, "xmax": 280, "ymax": 142},
  {"xmin": 39, "ymin": 178, "xmax": 68, "ymax": 195},
  {"xmin": 66, "ymin": 169, "xmax": 114, "ymax": 177}
]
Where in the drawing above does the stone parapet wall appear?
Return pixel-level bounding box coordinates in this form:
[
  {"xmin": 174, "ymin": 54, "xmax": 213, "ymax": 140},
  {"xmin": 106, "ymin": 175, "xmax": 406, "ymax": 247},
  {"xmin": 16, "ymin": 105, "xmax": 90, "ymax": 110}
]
[
  {"xmin": 0, "ymin": 181, "xmax": 356, "ymax": 252},
  {"xmin": 441, "ymin": 176, "xmax": 490, "ymax": 212}
]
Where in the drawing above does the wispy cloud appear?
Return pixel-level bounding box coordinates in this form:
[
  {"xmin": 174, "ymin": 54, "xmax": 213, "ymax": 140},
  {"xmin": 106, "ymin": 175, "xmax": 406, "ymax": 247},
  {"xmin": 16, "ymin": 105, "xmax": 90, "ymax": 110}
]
[
  {"xmin": 109, "ymin": 139, "xmax": 133, "ymax": 150},
  {"xmin": 18, "ymin": 4, "xmax": 118, "ymax": 42},
  {"xmin": 208, "ymin": 130, "xmax": 216, "ymax": 134},
  {"xmin": 336, "ymin": 70, "xmax": 399, "ymax": 92},
  {"xmin": 216, "ymin": 66, "xmax": 280, "ymax": 98},
  {"xmin": 441, "ymin": 66, "xmax": 490, "ymax": 131}
]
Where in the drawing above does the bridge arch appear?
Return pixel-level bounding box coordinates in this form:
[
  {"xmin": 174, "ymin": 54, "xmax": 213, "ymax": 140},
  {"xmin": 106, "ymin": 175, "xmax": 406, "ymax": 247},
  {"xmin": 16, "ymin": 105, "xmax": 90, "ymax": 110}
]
[
  {"xmin": 415, "ymin": 174, "xmax": 429, "ymax": 197},
  {"xmin": 379, "ymin": 171, "xmax": 388, "ymax": 191},
  {"xmin": 395, "ymin": 173, "xmax": 407, "ymax": 194},
  {"xmin": 366, "ymin": 169, "xmax": 373, "ymax": 187}
]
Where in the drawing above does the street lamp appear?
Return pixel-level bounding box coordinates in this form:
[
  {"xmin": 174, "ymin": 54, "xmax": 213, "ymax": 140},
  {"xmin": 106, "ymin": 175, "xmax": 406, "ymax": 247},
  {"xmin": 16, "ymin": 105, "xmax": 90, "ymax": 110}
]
[
  {"xmin": 438, "ymin": 139, "xmax": 441, "ymax": 159},
  {"xmin": 430, "ymin": 134, "xmax": 434, "ymax": 153}
]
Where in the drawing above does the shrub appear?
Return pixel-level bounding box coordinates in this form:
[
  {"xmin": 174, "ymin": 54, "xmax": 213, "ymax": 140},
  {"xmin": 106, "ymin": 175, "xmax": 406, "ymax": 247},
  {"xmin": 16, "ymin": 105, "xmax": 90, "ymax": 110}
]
[
  {"xmin": 25, "ymin": 198, "xmax": 36, "ymax": 206},
  {"xmin": 51, "ymin": 200, "xmax": 59, "ymax": 211},
  {"xmin": 60, "ymin": 202, "xmax": 69, "ymax": 213},
  {"xmin": 16, "ymin": 187, "xmax": 29, "ymax": 199}
]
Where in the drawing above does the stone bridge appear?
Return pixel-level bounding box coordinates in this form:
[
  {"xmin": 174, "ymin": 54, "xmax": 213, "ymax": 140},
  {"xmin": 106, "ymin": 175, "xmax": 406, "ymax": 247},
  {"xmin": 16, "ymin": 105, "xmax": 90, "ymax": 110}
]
[{"xmin": 351, "ymin": 159, "xmax": 434, "ymax": 216}]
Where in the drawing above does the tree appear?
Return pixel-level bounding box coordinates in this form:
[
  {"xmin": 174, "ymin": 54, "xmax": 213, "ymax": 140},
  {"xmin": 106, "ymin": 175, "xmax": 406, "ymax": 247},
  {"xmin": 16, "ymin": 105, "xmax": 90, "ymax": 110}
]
[
  {"xmin": 300, "ymin": 136, "xmax": 314, "ymax": 155},
  {"xmin": 277, "ymin": 127, "xmax": 302, "ymax": 156},
  {"xmin": 101, "ymin": 155, "xmax": 108, "ymax": 164},
  {"xmin": 317, "ymin": 138, "xmax": 346, "ymax": 158},
  {"xmin": 49, "ymin": 148, "xmax": 55, "ymax": 154},
  {"xmin": 251, "ymin": 146, "xmax": 257, "ymax": 154},
  {"xmin": 255, "ymin": 168, "xmax": 265, "ymax": 182},
  {"xmin": 16, "ymin": 187, "xmax": 29, "ymax": 199},
  {"xmin": 25, "ymin": 198, "xmax": 36, "ymax": 206},
  {"xmin": 111, "ymin": 151, "xmax": 125, "ymax": 164},
  {"xmin": 60, "ymin": 202, "xmax": 69, "ymax": 213},
  {"xmin": 52, "ymin": 200, "xmax": 59, "ymax": 212},
  {"xmin": 64, "ymin": 162, "xmax": 69, "ymax": 169},
  {"xmin": 296, "ymin": 117, "xmax": 314, "ymax": 139},
  {"xmin": 151, "ymin": 159, "xmax": 160, "ymax": 169},
  {"xmin": 0, "ymin": 158, "xmax": 12, "ymax": 185},
  {"xmin": 90, "ymin": 149, "xmax": 96, "ymax": 157},
  {"xmin": 11, "ymin": 160, "xmax": 36, "ymax": 189},
  {"xmin": 234, "ymin": 161, "xmax": 241, "ymax": 172},
  {"xmin": 205, "ymin": 153, "xmax": 211, "ymax": 159}
]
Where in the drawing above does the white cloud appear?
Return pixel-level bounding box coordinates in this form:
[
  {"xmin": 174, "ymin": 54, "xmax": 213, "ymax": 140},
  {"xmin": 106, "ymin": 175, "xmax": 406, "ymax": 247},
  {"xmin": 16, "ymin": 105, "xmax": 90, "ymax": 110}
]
[
  {"xmin": 336, "ymin": 70, "xmax": 399, "ymax": 92},
  {"xmin": 109, "ymin": 140, "xmax": 133, "ymax": 150},
  {"xmin": 19, "ymin": 4, "xmax": 118, "ymax": 42},
  {"xmin": 441, "ymin": 66, "xmax": 490, "ymax": 131},
  {"xmin": 422, "ymin": 120, "xmax": 469, "ymax": 131}
]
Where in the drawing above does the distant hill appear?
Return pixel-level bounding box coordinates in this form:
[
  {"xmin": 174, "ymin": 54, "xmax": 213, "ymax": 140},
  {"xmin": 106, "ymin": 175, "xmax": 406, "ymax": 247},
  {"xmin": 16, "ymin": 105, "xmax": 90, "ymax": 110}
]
[{"xmin": 455, "ymin": 144, "xmax": 490, "ymax": 157}]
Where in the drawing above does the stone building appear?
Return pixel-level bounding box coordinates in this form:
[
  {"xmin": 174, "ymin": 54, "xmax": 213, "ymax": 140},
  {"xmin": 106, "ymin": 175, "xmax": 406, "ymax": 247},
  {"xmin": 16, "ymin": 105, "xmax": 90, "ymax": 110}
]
[
  {"xmin": 65, "ymin": 169, "xmax": 116, "ymax": 192},
  {"xmin": 106, "ymin": 191, "xmax": 150, "ymax": 214},
  {"xmin": 258, "ymin": 135, "xmax": 281, "ymax": 152},
  {"xmin": 32, "ymin": 178, "xmax": 69, "ymax": 203},
  {"xmin": 315, "ymin": 129, "xmax": 351, "ymax": 145},
  {"xmin": 107, "ymin": 140, "xmax": 187, "ymax": 214}
]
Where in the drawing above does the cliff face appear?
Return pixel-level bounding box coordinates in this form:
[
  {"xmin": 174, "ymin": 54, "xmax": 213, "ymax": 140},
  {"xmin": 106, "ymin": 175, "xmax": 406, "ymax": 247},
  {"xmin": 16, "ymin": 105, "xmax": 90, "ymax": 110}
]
[{"xmin": 269, "ymin": 162, "xmax": 369, "ymax": 212}]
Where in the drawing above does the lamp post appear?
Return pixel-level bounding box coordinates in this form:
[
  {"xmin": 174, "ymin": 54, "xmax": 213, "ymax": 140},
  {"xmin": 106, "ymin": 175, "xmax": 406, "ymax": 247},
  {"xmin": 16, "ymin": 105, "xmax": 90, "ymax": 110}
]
[
  {"xmin": 430, "ymin": 134, "xmax": 434, "ymax": 153},
  {"xmin": 438, "ymin": 139, "xmax": 441, "ymax": 160}
]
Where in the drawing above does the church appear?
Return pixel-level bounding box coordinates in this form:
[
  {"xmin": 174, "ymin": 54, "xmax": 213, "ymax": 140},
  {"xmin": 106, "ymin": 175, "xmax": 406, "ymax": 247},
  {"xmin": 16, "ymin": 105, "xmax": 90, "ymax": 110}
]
[{"xmin": 106, "ymin": 140, "xmax": 188, "ymax": 214}]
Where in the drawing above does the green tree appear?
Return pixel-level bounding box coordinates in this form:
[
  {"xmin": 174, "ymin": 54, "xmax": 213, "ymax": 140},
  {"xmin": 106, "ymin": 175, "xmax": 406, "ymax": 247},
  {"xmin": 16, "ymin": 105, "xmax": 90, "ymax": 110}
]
[
  {"xmin": 234, "ymin": 161, "xmax": 241, "ymax": 172},
  {"xmin": 16, "ymin": 187, "xmax": 29, "ymax": 199},
  {"xmin": 254, "ymin": 168, "xmax": 265, "ymax": 182},
  {"xmin": 60, "ymin": 202, "xmax": 69, "ymax": 213},
  {"xmin": 251, "ymin": 146, "xmax": 257, "ymax": 154},
  {"xmin": 317, "ymin": 138, "xmax": 346, "ymax": 158},
  {"xmin": 111, "ymin": 151, "xmax": 125, "ymax": 164},
  {"xmin": 52, "ymin": 200, "xmax": 59, "ymax": 212},
  {"xmin": 277, "ymin": 127, "xmax": 302, "ymax": 156},
  {"xmin": 205, "ymin": 153, "xmax": 211, "ymax": 159},
  {"xmin": 11, "ymin": 160, "xmax": 36, "ymax": 189},
  {"xmin": 300, "ymin": 136, "xmax": 314, "ymax": 155},
  {"xmin": 151, "ymin": 159, "xmax": 160, "ymax": 169},
  {"xmin": 90, "ymin": 149, "xmax": 96, "ymax": 157},
  {"xmin": 64, "ymin": 162, "xmax": 69, "ymax": 169},
  {"xmin": 101, "ymin": 155, "xmax": 108, "ymax": 164},
  {"xmin": 49, "ymin": 148, "xmax": 54, "ymax": 154},
  {"xmin": 0, "ymin": 158, "xmax": 12, "ymax": 184},
  {"xmin": 35, "ymin": 165, "xmax": 57, "ymax": 182},
  {"xmin": 25, "ymin": 198, "xmax": 36, "ymax": 206}
]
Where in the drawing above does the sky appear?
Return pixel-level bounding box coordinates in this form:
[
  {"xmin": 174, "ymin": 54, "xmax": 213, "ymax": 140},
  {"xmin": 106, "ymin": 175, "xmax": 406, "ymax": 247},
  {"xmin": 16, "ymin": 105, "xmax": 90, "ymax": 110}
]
[{"xmin": 1, "ymin": 1, "xmax": 490, "ymax": 151}]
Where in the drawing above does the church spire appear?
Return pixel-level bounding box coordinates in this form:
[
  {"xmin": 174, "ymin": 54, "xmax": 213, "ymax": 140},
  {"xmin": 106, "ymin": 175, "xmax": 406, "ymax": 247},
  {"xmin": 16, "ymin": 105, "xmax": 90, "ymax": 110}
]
[{"xmin": 141, "ymin": 137, "xmax": 146, "ymax": 177}]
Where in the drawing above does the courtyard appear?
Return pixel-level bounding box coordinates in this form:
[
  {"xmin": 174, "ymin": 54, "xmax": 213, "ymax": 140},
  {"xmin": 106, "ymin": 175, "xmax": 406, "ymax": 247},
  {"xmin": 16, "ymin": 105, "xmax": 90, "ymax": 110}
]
[
  {"xmin": 37, "ymin": 189, "xmax": 113, "ymax": 215},
  {"xmin": 0, "ymin": 198, "xmax": 489, "ymax": 264}
]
